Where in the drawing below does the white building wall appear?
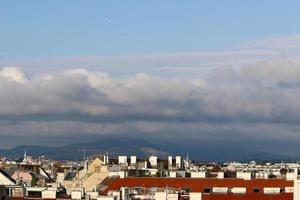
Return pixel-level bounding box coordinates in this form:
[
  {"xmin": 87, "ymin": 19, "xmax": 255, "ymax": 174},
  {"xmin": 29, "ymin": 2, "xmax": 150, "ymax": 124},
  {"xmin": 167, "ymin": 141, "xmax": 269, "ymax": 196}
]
[
  {"xmin": 169, "ymin": 172, "xmax": 177, "ymax": 178},
  {"xmin": 71, "ymin": 191, "xmax": 82, "ymax": 200},
  {"xmin": 130, "ymin": 156, "xmax": 136, "ymax": 165},
  {"xmin": 287, "ymin": 172, "xmax": 296, "ymax": 181},
  {"xmin": 149, "ymin": 156, "xmax": 158, "ymax": 167},
  {"xmin": 118, "ymin": 156, "xmax": 127, "ymax": 165},
  {"xmin": 167, "ymin": 193, "xmax": 178, "ymax": 200},
  {"xmin": 107, "ymin": 191, "xmax": 120, "ymax": 200},
  {"xmin": 108, "ymin": 171, "xmax": 126, "ymax": 178},
  {"xmin": 231, "ymin": 187, "xmax": 246, "ymax": 194},
  {"xmin": 97, "ymin": 196, "xmax": 114, "ymax": 200},
  {"xmin": 42, "ymin": 190, "xmax": 56, "ymax": 199},
  {"xmin": 0, "ymin": 173, "xmax": 15, "ymax": 185},
  {"xmin": 175, "ymin": 156, "xmax": 182, "ymax": 169},
  {"xmin": 285, "ymin": 187, "xmax": 294, "ymax": 193},
  {"xmin": 263, "ymin": 187, "xmax": 280, "ymax": 194},
  {"xmin": 212, "ymin": 187, "xmax": 228, "ymax": 194},
  {"xmin": 155, "ymin": 192, "xmax": 167, "ymax": 200},
  {"xmin": 294, "ymin": 180, "xmax": 300, "ymax": 200},
  {"xmin": 56, "ymin": 172, "xmax": 64, "ymax": 184},
  {"xmin": 168, "ymin": 156, "xmax": 173, "ymax": 170},
  {"xmin": 191, "ymin": 172, "xmax": 206, "ymax": 178},
  {"xmin": 148, "ymin": 169, "xmax": 158, "ymax": 176},
  {"xmin": 86, "ymin": 192, "xmax": 99, "ymax": 199},
  {"xmin": 236, "ymin": 172, "xmax": 251, "ymax": 180},
  {"xmin": 217, "ymin": 172, "xmax": 224, "ymax": 179},
  {"xmin": 154, "ymin": 192, "xmax": 178, "ymax": 200},
  {"xmin": 190, "ymin": 192, "xmax": 202, "ymax": 200}
]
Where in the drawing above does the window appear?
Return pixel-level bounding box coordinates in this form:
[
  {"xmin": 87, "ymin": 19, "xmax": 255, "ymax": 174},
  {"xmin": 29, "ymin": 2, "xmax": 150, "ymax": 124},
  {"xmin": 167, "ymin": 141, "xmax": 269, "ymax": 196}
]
[
  {"xmin": 5, "ymin": 189, "xmax": 12, "ymax": 196},
  {"xmin": 203, "ymin": 188, "xmax": 211, "ymax": 194},
  {"xmin": 253, "ymin": 188, "xmax": 260, "ymax": 193},
  {"xmin": 280, "ymin": 188, "xmax": 285, "ymax": 193}
]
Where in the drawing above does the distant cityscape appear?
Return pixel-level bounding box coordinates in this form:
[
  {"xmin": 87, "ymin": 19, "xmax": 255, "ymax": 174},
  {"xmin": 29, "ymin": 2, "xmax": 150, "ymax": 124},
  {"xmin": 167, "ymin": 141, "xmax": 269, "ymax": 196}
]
[{"xmin": 1, "ymin": 150, "xmax": 300, "ymax": 200}]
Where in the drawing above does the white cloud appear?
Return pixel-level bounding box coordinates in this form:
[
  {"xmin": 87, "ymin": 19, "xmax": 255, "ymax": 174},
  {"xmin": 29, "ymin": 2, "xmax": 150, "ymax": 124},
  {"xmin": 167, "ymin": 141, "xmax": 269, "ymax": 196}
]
[
  {"xmin": 0, "ymin": 50, "xmax": 281, "ymax": 79},
  {"xmin": 0, "ymin": 59, "xmax": 300, "ymax": 123},
  {"xmin": 245, "ymin": 33, "xmax": 300, "ymax": 51},
  {"xmin": 0, "ymin": 67, "xmax": 28, "ymax": 83},
  {"xmin": 2, "ymin": 33, "xmax": 300, "ymax": 81},
  {"xmin": 2, "ymin": 33, "xmax": 300, "ymax": 149}
]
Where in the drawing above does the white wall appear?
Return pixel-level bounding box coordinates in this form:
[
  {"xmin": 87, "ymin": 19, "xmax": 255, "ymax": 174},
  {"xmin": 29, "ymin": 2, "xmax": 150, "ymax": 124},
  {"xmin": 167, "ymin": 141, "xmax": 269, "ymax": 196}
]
[
  {"xmin": 217, "ymin": 172, "xmax": 224, "ymax": 179},
  {"xmin": 97, "ymin": 196, "xmax": 114, "ymax": 200},
  {"xmin": 109, "ymin": 171, "xmax": 126, "ymax": 178},
  {"xmin": 212, "ymin": 187, "xmax": 228, "ymax": 194},
  {"xmin": 287, "ymin": 172, "xmax": 296, "ymax": 181},
  {"xmin": 176, "ymin": 156, "xmax": 182, "ymax": 169},
  {"xmin": 149, "ymin": 156, "xmax": 157, "ymax": 167},
  {"xmin": 42, "ymin": 190, "xmax": 56, "ymax": 199},
  {"xmin": 71, "ymin": 191, "xmax": 82, "ymax": 200},
  {"xmin": 130, "ymin": 156, "xmax": 136, "ymax": 165},
  {"xmin": 191, "ymin": 172, "xmax": 206, "ymax": 178},
  {"xmin": 56, "ymin": 172, "xmax": 65, "ymax": 183},
  {"xmin": 263, "ymin": 187, "xmax": 280, "ymax": 194},
  {"xmin": 236, "ymin": 172, "xmax": 251, "ymax": 180},
  {"xmin": 154, "ymin": 192, "xmax": 177, "ymax": 200},
  {"xmin": 0, "ymin": 172, "xmax": 15, "ymax": 185},
  {"xmin": 107, "ymin": 191, "xmax": 120, "ymax": 200},
  {"xmin": 285, "ymin": 187, "xmax": 293, "ymax": 193},
  {"xmin": 118, "ymin": 156, "xmax": 127, "ymax": 165},
  {"xmin": 86, "ymin": 192, "xmax": 99, "ymax": 199},
  {"xmin": 168, "ymin": 156, "xmax": 173, "ymax": 169},
  {"xmin": 155, "ymin": 192, "xmax": 167, "ymax": 200},
  {"xmin": 190, "ymin": 192, "xmax": 202, "ymax": 200},
  {"xmin": 231, "ymin": 187, "xmax": 246, "ymax": 194},
  {"xmin": 167, "ymin": 193, "xmax": 178, "ymax": 200},
  {"xmin": 169, "ymin": 172, "xmax": 176, "ymax": 178}
]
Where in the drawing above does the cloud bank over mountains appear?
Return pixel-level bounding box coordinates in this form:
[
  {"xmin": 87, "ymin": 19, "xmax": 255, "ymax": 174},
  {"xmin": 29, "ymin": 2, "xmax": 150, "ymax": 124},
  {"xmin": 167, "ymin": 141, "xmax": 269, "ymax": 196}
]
[
  {"xmin": 2, "ymin": 59, "xmax": 300, "ymax": 122},
  {"xmin": 1, "ymin": 58, "xmax": 300, "ymax": 152},
  {"xmin": 2, "ymin": 33, "xmax": 300, "ymax": 153}
]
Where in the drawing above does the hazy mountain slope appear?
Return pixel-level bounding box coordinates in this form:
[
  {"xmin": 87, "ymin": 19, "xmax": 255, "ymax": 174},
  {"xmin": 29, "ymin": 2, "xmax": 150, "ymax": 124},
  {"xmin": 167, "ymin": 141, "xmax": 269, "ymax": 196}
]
[{"xmin": 0, "ymin": 139, "xmax": 291, "ymax": 161}]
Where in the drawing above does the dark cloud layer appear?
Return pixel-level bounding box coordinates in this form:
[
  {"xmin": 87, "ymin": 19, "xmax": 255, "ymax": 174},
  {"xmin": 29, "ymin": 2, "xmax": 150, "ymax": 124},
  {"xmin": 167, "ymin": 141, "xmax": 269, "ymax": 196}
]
[{"xmin": 1, "ymin": 59, "xmax": 300, "ymax": 152}]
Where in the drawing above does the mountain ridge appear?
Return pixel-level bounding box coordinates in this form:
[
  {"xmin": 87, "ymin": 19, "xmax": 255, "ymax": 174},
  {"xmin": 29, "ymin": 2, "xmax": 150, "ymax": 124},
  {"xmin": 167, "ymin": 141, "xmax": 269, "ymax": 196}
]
[{"xmin": 0, "ymin": 139, "xmax": 292, "ymax": 162}]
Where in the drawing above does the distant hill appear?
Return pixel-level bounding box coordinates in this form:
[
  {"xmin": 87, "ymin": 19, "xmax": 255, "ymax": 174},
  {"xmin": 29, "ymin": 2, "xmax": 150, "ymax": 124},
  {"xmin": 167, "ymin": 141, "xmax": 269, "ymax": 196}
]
[
  {"xmin": 0, "ymin": 139, "xmax": 170, "ymax": 160},
  {"xmin": 0, "ymin": 138, "xmax": 292, "ymax": 161}
]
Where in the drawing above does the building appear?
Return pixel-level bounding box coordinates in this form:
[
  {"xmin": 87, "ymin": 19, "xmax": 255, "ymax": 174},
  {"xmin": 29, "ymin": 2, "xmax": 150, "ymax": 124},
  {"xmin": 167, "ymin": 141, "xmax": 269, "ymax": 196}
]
[
  {"xmin": 99, "ymin": 177, "xmax": 294, "ymax": 200},
  {"xmin": 0, "ymin": 169, "xmax": 16, "ymax": 186},
  {"xmin": 63, "ymin": 157, "xmax": 109, "ymax": 193}
]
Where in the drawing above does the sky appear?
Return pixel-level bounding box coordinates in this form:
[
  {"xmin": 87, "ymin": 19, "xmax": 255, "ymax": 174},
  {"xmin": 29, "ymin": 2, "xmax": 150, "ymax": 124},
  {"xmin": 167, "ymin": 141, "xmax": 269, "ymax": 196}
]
[{"xmin": 1, "ymin": 1, "xmax": 300, "ymax": 156}]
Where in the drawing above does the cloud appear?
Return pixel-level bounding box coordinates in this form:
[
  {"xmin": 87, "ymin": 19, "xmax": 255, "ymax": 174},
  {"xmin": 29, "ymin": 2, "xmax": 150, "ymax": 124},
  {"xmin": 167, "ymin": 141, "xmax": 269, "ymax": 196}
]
[
  {"xmin": 3, "ymin": 33, "xmax": 300, "ymax": 150},
  {"xmin": 0, "ymin": 59, "xmax": 300, "ymax": 126},
  {"xmin": 0, "ymin": 50, "xmax": 281, "ymax": 79},
  {"xmin": 244, "ymin": 33, "xmax": 300, "ymax": 51},
  {"xmin": 0, "ymin": 67, "xmax": 28, "ymax": 83},
  {"xmin": 2, "ymin": 33, "xmax": 300, "ymax": 80}
]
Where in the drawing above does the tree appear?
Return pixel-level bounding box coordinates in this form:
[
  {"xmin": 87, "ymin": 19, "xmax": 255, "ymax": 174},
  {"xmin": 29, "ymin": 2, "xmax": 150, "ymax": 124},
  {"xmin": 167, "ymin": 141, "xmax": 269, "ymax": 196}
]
[{"xmin": 31, "ymin": 174, "xmax": 37, "ymax": 187}]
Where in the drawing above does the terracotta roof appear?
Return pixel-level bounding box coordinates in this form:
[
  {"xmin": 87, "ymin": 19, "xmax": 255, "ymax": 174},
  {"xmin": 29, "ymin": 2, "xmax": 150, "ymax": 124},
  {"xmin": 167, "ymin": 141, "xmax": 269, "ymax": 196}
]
[
  {"xmin": 196, "ymin": 193, "xmax": 292, "ymax": 200},
  {"xmin": 100, "ymin": 177, "xmax": 293, "ymax": 195}
]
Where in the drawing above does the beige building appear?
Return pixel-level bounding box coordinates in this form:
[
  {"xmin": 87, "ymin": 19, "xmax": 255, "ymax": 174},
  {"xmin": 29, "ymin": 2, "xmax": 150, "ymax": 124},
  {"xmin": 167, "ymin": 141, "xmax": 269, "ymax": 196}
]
[{"xmin": 62, "ymin": 157, "xmax": 109, "ymax": 193}]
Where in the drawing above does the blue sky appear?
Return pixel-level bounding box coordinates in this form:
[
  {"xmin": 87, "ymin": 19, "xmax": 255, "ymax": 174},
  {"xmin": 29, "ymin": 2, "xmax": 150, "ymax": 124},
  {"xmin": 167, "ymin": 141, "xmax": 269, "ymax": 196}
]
[{"xmin": 1, "ymin": 0, "xmax": 300, "ymax": 58}]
